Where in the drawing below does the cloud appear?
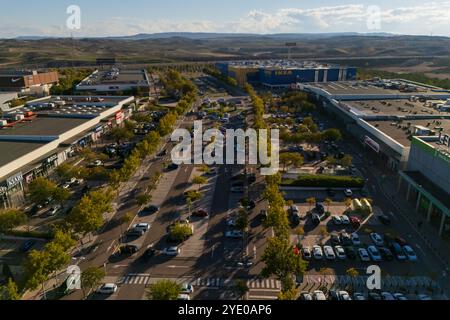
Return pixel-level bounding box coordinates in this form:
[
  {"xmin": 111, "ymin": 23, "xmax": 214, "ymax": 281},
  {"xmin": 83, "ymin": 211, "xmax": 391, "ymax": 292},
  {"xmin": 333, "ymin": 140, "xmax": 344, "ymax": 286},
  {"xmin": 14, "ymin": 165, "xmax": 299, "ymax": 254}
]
[{"xmin": 1, "ymin": 2, "xmax": 450, "ymax": 37}]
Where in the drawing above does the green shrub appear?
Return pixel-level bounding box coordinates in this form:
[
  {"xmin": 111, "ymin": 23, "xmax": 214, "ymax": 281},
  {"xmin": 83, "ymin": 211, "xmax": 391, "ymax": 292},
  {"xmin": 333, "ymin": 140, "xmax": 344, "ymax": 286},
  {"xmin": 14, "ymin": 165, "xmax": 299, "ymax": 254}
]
[
  {"xmin": 5, "ymin": 230, "xmax": 54, "ymax": 240},
  {"xmin": 282, "ymin": 175, "xmax": 365, "ymax": 188}
]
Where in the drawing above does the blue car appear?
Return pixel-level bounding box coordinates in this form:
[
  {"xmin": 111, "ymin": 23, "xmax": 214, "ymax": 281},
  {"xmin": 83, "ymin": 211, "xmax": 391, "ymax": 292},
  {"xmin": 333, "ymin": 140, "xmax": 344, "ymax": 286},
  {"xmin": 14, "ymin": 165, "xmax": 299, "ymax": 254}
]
[{"xmin": 21, "ymin": 240, "xmax": 36, "ymax": 253}]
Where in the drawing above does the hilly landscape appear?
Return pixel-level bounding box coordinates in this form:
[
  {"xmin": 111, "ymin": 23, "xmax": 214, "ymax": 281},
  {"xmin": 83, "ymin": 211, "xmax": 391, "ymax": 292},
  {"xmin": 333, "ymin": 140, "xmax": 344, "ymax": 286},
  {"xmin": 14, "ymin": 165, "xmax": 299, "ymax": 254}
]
[{"xmin": 1, "ymin": 33, "xmax": 450, "ymax": 78}]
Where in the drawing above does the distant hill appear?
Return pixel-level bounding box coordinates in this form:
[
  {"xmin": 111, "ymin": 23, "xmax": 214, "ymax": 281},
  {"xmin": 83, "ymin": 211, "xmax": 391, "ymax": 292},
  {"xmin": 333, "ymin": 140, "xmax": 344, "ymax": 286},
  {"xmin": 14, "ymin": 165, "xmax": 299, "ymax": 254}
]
[
  {"xmin": 0, "ymin": 33, "xmax": 449, "ymax": 69},
  {"xmin": 11, "ymin": 32, "xmax": 398, "ymax": 41}
]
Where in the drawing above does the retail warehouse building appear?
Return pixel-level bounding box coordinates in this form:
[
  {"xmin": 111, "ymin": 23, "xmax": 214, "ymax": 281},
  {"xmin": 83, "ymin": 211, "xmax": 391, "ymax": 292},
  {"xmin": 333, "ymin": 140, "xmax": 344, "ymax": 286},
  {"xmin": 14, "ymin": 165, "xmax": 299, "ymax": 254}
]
[
  {"xmin": 76, "ymin": 68, "xmax": 151, "ymax": 95},
  {"xmin": 299, "ymin": 78, "xmax": 450, "ymax": 238},
  {"xmin": 216, "ymin": 60, "xmax": 357, "ymax": 88},
  {"xmin": 0, "ymin": 95, "xmax": 134, "ymax": 208}
]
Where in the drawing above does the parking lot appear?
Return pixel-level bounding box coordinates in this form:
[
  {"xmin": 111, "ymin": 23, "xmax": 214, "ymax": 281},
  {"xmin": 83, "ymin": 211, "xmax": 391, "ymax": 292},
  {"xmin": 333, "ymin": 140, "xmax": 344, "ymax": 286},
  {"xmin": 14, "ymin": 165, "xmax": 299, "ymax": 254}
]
[{"xmin": 282, "ymin": 199, "xmax": 446, "ymax": 298}]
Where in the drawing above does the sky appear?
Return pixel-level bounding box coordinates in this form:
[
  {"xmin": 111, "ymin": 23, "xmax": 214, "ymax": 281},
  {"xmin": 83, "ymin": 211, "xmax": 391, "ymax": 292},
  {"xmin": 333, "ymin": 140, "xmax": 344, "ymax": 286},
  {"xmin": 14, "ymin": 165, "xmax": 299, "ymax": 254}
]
[{"xmin": 1, "ymin": 0, "xmax": 450, "ymax": 38}]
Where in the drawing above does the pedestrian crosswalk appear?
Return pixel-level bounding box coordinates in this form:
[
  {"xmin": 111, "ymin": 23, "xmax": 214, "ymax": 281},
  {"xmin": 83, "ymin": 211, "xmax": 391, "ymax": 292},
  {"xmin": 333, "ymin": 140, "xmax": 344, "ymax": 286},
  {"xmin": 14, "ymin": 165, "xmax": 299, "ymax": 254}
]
[
  {"xmin": 119, "ymin": 274, "xmax": 151, "ymax": 285},
  {"xmin": 118, "ymin": 274, "xmax": 281, "ymax": 291},
  {"xmin": 247, "ymin": 279, "xmax": 281, "ymax": 290}
]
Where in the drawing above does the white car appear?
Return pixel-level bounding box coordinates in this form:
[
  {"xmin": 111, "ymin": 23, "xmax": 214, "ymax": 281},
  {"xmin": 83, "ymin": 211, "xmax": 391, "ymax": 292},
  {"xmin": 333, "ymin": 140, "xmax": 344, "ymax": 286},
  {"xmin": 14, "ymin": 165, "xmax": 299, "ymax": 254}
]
[
  {"xmin": 162, "ymin": 247, "xmax": 180, "ymax": 256},
  {"xmin": 334, "ymin": 246, "xmax": 346, "ymax": 260},
  {"xmin": 97, "ymin": 283, "xmax": 118, "ymax": 295},
  {"xmin": 344, "ymin": 189, "xmax": 353, "ymax": 197},
  {"xmin": 332, "ymin": 216, "xmax": 343, "ymax": 225},
  {"xmin": 351, "ymin": 233, "xmax": 361, "ymax": 246},
  {"xmin": 339, "ymin": 291, "xmax": 352, "ymax": 301},
  {"xmin": 225, "ymin": 230, "xmax": 244, "ymax": 238},
  {"xmin": 370, "ymin": 233, "xmax": 384, "ymax": 246},
  {"xmin": 93, "ymin": 160, "xmax": 103, "ymax": 167},
  {"xmin": 313, "ymin": 290, "xmax": 327, "ymax": 301},
  {"xmin": 177, "ymin": 294, "xmax": 191, "ymax": 301},
  {"xmin": 313, "ymin": 245, "xmax": 323, "ymax": 260},
  {"xmin": 403, "ymin": 245, "xmax": 418, "ymax": 261},
  {"xmin": 46, "ymin": 205, "xmax": 61, "ymax": 217},
  {"xmin": 323, "ymin": 246, "xmax": 336, "ymax": 260},
  {"xmin": 341, "ymin": 215, "xmax": 350, "ymax": 225},
  {"xmin": 367, "ymin": 246, "xmax": 382, "ymax": 262},
  {"xmin": 66, "ymin": 177, "xmax": 77, "ymax": 185},
  {"xmin": 358, "ymin": 248, "xmax": 371, "ymax": 262},
  {"xmin": 181, "ymin": 283, "xmax": 194, "ymax": 294},
  {"xmin": 133, "ymin": 223, "xmax": 150, "ymax": 233}
]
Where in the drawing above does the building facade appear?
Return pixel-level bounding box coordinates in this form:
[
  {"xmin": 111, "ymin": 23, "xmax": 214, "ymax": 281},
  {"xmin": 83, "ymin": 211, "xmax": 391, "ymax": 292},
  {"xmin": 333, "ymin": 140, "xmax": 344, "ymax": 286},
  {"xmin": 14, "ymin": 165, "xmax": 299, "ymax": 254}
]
[
  {"xmin": 216, "ymin": 60, "xmax": 357, "ymax": 88},
  {"xmin": 0, "ymin": 95, "xmax": 135, "ymax": 208},
  {"xmin": 0, "ymin": 70, "xmax": 59, "ymax": 96},
  {"xmin": 397, "ymin": 135, "xmax": 450, "ymax": 237}
]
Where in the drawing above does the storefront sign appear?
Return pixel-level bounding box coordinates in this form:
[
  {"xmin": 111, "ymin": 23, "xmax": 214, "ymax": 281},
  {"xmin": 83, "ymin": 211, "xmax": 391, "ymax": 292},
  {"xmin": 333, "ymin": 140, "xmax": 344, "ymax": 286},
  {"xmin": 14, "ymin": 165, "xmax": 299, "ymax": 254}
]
[
  {"xmin": 7, "ymin": 172, "xmax": 23, "ymax": 189},
  {"xmin": 45, "ymin": 154, "xmax": 58, "ymax": 164},
  {"xmin": 365, "ymin": 136, "xmax": 380, "ymax": 153},
  {"xmin": 115, "ymin": 111, "xmax": 124, "ymax": 123},
  {"xmin": 94, "ymin": 125, "xmax": 104, "ymax": 133}
]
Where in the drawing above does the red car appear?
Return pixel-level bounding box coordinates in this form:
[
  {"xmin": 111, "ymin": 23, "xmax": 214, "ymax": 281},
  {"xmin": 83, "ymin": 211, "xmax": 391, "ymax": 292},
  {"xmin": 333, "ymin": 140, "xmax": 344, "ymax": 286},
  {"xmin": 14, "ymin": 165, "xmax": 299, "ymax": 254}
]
[
  {"xmin": 350, "ymin": 216, "xmax": 362, "ymax": 228},
  {"xmin": 192, "ymin": 209, "xmax": 209, "ymax": 218}
]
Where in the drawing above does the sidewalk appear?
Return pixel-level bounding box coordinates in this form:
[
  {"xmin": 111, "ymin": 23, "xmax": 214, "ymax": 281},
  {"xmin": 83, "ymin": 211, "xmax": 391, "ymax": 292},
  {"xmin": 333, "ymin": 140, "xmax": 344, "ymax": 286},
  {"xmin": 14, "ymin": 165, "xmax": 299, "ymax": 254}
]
[{"xmin": 382, "ymin": 175, "xmax": 450, "ymax": 268}]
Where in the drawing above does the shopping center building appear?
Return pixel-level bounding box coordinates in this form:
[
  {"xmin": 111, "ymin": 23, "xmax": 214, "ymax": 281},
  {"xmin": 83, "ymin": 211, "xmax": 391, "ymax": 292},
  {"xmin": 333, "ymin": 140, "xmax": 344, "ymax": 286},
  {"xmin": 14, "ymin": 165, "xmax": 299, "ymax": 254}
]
[{"xmin": 0, "ymin": 95, "xmax": 134, "ymax": 208}]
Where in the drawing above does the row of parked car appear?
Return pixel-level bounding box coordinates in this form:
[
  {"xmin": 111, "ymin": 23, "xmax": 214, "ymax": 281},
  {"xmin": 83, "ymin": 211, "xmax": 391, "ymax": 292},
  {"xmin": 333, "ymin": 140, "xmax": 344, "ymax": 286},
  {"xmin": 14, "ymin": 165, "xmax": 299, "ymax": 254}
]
[
  {"xmin": 299, "ymin": 290, "xmax": 432, "ymax": 301},
  {"xmin": 303, "ymin": 232, "xmax": 418, "ymax": 262}
]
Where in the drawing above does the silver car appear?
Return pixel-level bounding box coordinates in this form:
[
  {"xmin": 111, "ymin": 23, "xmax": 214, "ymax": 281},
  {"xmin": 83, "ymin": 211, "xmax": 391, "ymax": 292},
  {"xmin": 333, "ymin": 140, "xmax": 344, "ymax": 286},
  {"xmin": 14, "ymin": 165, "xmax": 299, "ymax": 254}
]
[
  {"xmin": 313, "ymin": 246, "xmax": 323, "ymax": 260},
  {"xmin": 324, "ymin": 246, "xmax": 336, "ymax": 260}
]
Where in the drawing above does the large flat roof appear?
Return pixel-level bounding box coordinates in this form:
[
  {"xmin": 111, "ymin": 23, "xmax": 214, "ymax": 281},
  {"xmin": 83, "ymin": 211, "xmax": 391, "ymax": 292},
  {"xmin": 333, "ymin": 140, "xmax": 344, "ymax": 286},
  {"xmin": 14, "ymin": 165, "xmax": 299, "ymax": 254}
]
[
  {"xmin": 345, "ymin": 99, "xmax": 450, "ymax": 117},
  {"xmin": 312, "ymin": 80, "xmax": 446, "ymax": 96},
  {"xmin": 366, "ymin": 119, "xmax": 450, "ymax": 147},
  {"xmin": 78, "ymin": 69, "xmax": 150, "ymax": 86},
  {"xmin": 0, "ymin": 95, "xmax": 133, "ymax": 180},
  {"xmin": 226, "ymin": 60, "xmax": 346, "ymax": 70},
  {"xmin": 0, "ymin": 117, "xmax": 89, "ymax": 137},
  {"xmin": 0, "ymin": 141, "xmax": 45, "ymax": 168}
]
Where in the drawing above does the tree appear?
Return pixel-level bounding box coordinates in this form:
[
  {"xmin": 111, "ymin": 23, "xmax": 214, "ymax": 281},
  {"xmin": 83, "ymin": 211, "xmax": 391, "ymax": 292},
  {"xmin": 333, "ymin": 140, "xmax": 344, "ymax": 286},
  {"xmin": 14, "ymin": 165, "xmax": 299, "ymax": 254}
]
[
  {"xmin": 319, "ymin": 227, "xmax": 329, "ymax": 244},
  {"xmin": 56, "ymin": 163, "xmax": 75, "ymax": 181},
  {"xmin": 322, "ymin": 128, "xmax": 342, "ymax": 141},
  {"xmin": 278, "ymin": 287, "xmax": 299, "ymax": 300},
  {"xmin": 235, "ymin": 209, "xmax": 249, "ymax": 233},
  {"xmin": 68, "ymin": 189, "xmax": 114, "ymax": 237},
  {"xmin": 28, "ymin": 177, "xmax": 60, "ymax": 205},
  {"xmin": 185, "ymin": 190, "xmax": 203, "ymax": 203},
  {"xmin": 169, "ymin": 223, "xmax": 193, "ymax": 243},
  {"xmin": 0, "ymin": 209, "xmax": 27, "ymax": 233},
  {"xmin": 306, "ymin": 197, "xmax": 316, "ymax": 212},
  {"xmin": 44, "ymin": 230, "xmax": 76, "ymax": 285},
  {"xmin": 110, "ymin": 126, "xmax": 134, "ymax": 144},
  {"xmin": 53, "ymin": 187, "xmax": 71, "ymax": 203},
  {"xmin": 324, "ymin": 198, "xmax": 333, "ymax": 213},
  {"xmin": 279, "ymin": 153, "xmax": 304, "ymax": 172},
  {"xmin": 234, "ymin": 280, "xmax": 249, "ymax": 300},
  {"xmin": 81, "ymin": 267, "xmax": 106, "ymax": 298},
  {"xmin": 192, "ymin": 176, "xmax": 207, "ymax": 190},
  {"xmin": 0, "ymin": 279, "xmax": 21, "ymax": 300},
  {"xmin": 346, "ymin": 268, "xmax": 360, "ymax": 278},
  {"xmin": 341, "ymin": 155, "xmax": 353, "ymax": 167},
  {"xmin": 24, "ymin": 250, "xmax": 51, "ymax": 291},
  {"xmin": 147, "ymin": 279, "xmax": 181, "ymax": 300},
  {"xmin": 261, "ymin": 237, "xmax": 308, "ymax": 292},
  {"xmin": 344, "ymin": 198, "xmax": 353, "ymax": 209},
  {"xmin": 120, "ymin": 212, "xmax": 134, "ymax": 234},
  {"xmin": 136, "ymin": 193, "xmax": 152, "ymax": 206}
]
